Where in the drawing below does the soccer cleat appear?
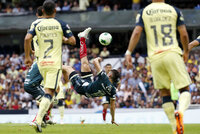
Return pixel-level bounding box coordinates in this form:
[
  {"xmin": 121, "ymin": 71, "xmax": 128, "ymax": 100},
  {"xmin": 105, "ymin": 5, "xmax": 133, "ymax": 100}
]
[
  {"xmin": 43, "ymin": 114, "xmax": 56, "ymax": 125},
  {"xmin": 32, "ymin": 121, "xmax": 42, "ymax": 133},
  {"xmin": 78, "ymin": 27, "xmax": 92, "ymax": 39},
  {"xmin": 41, "ymin": 121, "xmax": 47, "ymax": 128},
  {"xmin": 175, "ymin": 111, "xmax": 184, "ymax": 134}
]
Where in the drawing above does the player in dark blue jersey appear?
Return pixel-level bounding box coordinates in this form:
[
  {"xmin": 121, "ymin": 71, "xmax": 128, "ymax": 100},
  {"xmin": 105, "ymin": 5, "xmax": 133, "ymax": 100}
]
[
  {"xmin": 188, "ymin": 36, "xmax": 200, "ymax": 51},
  {"xmin": 62, "ymin": 28, "xmax": 120, "ymax": 125},
  {"xmin": 24, "ymin": 6, "xmax": 44, "ymax": 102}
]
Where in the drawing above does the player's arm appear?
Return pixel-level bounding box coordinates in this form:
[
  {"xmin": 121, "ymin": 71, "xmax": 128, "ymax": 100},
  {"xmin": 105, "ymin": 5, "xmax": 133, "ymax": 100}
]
[
  {"xmin": 175, "ymin": 8, "xmax": 189, "ymax": 63},
  {"xmin": 178, "ymin": 25, "xmax": 189, "ymax": 52},
  {"xmin": 63, "ymin": 36, "xmax": 76, "ymax": 46},
  {"xmin": 125, "ymin": 26, "xmax": 143, "ymax": 69},
  {"xmin": 24, "ymin": 33, "xmax": 33, "ymax": 67},
  {"xmin": 93, "ymin": 57, "xmax": 102, "ymax": 74},
  {"xmin": 188, "ymin": 37, "xmax": 200, "ymax": 51},
  {"xmin": 125, "ymin": 10, "xmax": 143, "ymax": 69},
  {"xmin": 59, "ymin": 20, "xmax": 76, "ymax": 46},
  {"xmin": 110, "ymin": 98, "xmax": 118, "ymax": 126}
]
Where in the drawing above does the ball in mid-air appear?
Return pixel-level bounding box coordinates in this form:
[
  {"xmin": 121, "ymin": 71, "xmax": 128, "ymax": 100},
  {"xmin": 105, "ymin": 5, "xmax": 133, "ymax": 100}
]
[{"xmin": 99, "ymin": 32, "xmax": 112, "ymax": 46}]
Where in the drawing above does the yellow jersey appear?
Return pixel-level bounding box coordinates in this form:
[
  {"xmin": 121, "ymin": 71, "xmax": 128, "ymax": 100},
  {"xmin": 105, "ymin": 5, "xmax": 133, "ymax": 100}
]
[
  {"xmin": 28, "ymin": 18, "xmax": 73, "ymax": 69},
  {"xmin": 135, "ymin": 2, "xmax": 185, "ymax": 61}
]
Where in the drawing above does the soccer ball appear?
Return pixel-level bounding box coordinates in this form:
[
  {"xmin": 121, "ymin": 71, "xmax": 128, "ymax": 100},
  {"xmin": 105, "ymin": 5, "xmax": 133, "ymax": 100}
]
[{"xmin": 99, "ymin": 32, "xmax": 112, "ymax": 46}]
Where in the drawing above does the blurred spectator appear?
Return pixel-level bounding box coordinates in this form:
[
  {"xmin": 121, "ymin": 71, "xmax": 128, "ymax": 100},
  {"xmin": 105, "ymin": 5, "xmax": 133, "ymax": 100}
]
[
  {"xmin": 73, "ymin": 58, "xmax": 81, "ymax": 72},
  {"xmin": 12, "ymin": 4, "xmax": 25, "ymax": 13},
  {"xmin": 71, "ymin": 1, "xmax": 80, "ymax": 11},
  {"xmin": 55, "ymin": 2, "xmax": 61, "ymax": 12},
  {"xmin": 91, "ymin": 44, "xmax": 99, "ymax": 55},
  {"xmin": 65, "ymin": 95, "xmax": 73, "ymax": 108},
  {"xmin": 133, "ymin": 52, "xmax": 145, "ymax": 67},
  {"xmin": 100, "ymin": 47, "xmax": 110, "ymax": 58},
  {"xmin": 103, "ymin": 4, "xmax": 111, "ymax": 12},
  {"xmin": 4, "ymin": 4, "xmax": 12, "ymax": 13},
  {"xmin": 113, "ymin": 4, "xmax": 119, "ymax": 11},
  {"xmin": 62, "ymin": 1, "xmax": 71, "ymax": 11},
  {"xmin": 79, "ymin": 0, "xmax": 89, "ymax": 11},
  {"xmin": 132, "ymin": 0, "xmax": 140, "ymax": 10}
]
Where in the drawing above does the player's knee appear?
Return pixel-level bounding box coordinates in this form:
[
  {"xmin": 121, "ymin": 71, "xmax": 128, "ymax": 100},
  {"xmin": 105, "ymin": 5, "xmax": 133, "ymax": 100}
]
[
  {"xmin": 160, "ymin": 89, "xmax": 170, "ymax": 97},
  {"xmin": 162, "ymin": 96, "xmax": 173, "ymax": 104}
]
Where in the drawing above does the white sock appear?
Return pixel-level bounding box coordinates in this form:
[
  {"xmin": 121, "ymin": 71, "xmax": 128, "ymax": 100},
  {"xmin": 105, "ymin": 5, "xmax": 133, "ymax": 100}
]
[
  {"xmin": 36, "ymin": 97, "xmax": 51, "ymax": 125},
  {"xmin": 59, "ymin": 106, "xmax": 65, "ymax": 120},
  {"xmin": 162, "ymin": 102, "xmax": 176, "ymax": 132},
  {"xmin": 179, "ymin": 91, "xmax": 191, "ymax": 115}
]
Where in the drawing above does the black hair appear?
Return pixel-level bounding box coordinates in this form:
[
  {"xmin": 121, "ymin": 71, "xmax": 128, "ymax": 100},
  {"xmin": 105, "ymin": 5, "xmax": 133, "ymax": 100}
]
[
  {"xmin": 105, "ymin": 63, "xmax": 112, "ymax": 67},
  {"xmin": 110, "ymin": 69, "xmax": 120, "ymax": 86},
  {"xmin": 43, "ymin": 0, "xmax": 55, "ymax": 16},
  {"xmin": 37, "ymin": 6, "xmax": 43, "ymax": 16}
]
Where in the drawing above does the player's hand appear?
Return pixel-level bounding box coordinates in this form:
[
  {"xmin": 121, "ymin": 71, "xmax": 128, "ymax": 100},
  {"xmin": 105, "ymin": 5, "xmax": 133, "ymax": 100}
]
[
  {"xmin": 111, "ymin": 121, "xmax": 119, "ymax": 126},
  {"xmin": 25, "ymin": 56, "xmax": 33, "ymax": 68},
  {"xmin": 125, "ymin": 54, "xmax": 133, "ymax": 69},
  {"xmin": 183, "ymin": 51, "xmax": 189, "ymax": 63},
  {"xmin": 63, "ymin": 36, "xmax": 68, "ymax": 43}
]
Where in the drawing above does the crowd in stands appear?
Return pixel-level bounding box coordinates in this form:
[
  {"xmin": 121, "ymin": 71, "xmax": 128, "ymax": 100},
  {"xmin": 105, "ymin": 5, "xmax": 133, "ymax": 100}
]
[
  {"xmin": 0, "ymin": 0, "xmax": 199, "ymax": 15},
  {"xmin": 0, "ymin": 45, "xmax": 200, "ymax": 110}
]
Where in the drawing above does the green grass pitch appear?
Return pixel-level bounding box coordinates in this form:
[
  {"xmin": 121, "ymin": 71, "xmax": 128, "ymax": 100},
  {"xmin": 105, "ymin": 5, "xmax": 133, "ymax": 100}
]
[{"xmin": 0, "ymin": 124, "xmax": 199, "ymax": 134}]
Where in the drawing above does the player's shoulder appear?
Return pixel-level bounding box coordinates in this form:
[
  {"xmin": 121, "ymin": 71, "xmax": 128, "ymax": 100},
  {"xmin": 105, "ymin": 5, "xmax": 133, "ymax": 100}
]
[
  {"xmin": 54, "ymin": 18, "xmax": 70, "ymax": 28},
  {"xmin": 31, "ymin": 18, "xmax": 44, "ymax": 27}
]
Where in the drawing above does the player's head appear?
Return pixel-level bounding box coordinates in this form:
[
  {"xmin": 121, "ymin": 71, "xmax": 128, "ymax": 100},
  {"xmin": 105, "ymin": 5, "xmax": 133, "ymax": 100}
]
[
  {"xmin": 36, "ymin": 6, "xmax": 43, "ymax": 17},
  {"xmin": 108, "ymin": 69, "xmax": 120, "ymax": 86},
  {"xmin": 43, "ymin": 0, "xmax": 56, "ymax": 16},
  {"xmin": 104, "ymin": 64, "xmax": 112, "ymax": 74}
]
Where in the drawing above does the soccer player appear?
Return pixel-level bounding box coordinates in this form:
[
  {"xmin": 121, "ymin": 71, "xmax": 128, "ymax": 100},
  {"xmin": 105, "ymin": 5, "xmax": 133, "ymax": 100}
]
[
  {"xmin": 188, "ymin": 36, "xmax": 200, "ymax": 51},
  {"xmin": 24, "ymin": 6, "xmax": 69, "ymax": 126},
  {"xmin": 24, "ymin": 0, "xmax": 76, "ymax": 132},
  {"xmin": 102, "ymin": 64, "xmax": 112, "ymax": 122},
  {"xmin": 24, "ymin": 6, "xmax": 44, "ymax": 104},
  {"xmin": 124, "ymin": 0, "xmax": 191, "ymax": 134},
  {"xmin": 62, "ymin": 27, "xmax": 119, "ymax": 126}
]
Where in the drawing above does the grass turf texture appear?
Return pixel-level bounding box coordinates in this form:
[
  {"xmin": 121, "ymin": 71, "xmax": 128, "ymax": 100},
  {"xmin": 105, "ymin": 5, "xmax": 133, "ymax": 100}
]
[{"xmin": 0, "ymin": 124, "xmax": 199, "ymax": 134}]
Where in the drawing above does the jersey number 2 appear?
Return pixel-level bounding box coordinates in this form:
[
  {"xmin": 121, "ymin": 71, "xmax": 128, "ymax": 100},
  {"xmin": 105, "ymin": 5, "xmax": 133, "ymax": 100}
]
[
  {"xmin": 151, "ymin": 24, "xmax": 173, "ymax": 46},
  {"xmin": 44, "ymin": 39, "xmax": 53, "ymax": 58}
]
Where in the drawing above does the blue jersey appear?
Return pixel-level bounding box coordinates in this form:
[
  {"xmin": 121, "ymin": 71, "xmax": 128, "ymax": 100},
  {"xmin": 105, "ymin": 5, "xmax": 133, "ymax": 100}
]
[{"xmin": 70, "ymin": 71, "xmax": 116, "ymax": 99}]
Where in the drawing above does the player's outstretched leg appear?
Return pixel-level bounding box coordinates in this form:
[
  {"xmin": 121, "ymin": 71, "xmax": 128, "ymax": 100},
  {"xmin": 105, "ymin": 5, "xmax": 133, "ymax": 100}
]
[
  {"xmin": 175, "ymin": 88, "xmax": 191, "ymax": 134},
  {"xmin": 78, "ymin": 27, "xmax": 92, "ymax": 73}
]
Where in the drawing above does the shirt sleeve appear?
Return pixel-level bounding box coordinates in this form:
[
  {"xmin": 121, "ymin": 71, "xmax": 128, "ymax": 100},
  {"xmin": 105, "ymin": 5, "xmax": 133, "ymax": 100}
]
[
  {"xmin": 196, "ymin": 36, "xmax": 200, "ymax": 43},
  {"xmin": 135, "ymin": 9, "xmax": 144, "ymax": 27},
  {"xmin": 28, "ymin": 23, "xmax": 36, "ymax": 36},
  {"xmin": 57, "ymin": 19, "xmax": 73, "ymax": 38},
  {"xmin": 174, "ymin": 7, "xmax": 185, "ymax": 26}
]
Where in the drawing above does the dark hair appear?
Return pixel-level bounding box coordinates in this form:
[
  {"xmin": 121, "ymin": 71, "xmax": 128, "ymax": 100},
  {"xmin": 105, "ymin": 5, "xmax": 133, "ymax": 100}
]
[
  {"xmin": 110, "ymin": 69, "xmax": 120, "ymax": 85},
  {"xmin": 105, "ymin": 63, "xmax": 112, "ymax": 67},
  {"xmin": 43, "ymin": 0, "xmax": 55, "ymax": 16},
  {"xmin": 37, "ymin": 6, "xmax": 43, "ymax": 16}
]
